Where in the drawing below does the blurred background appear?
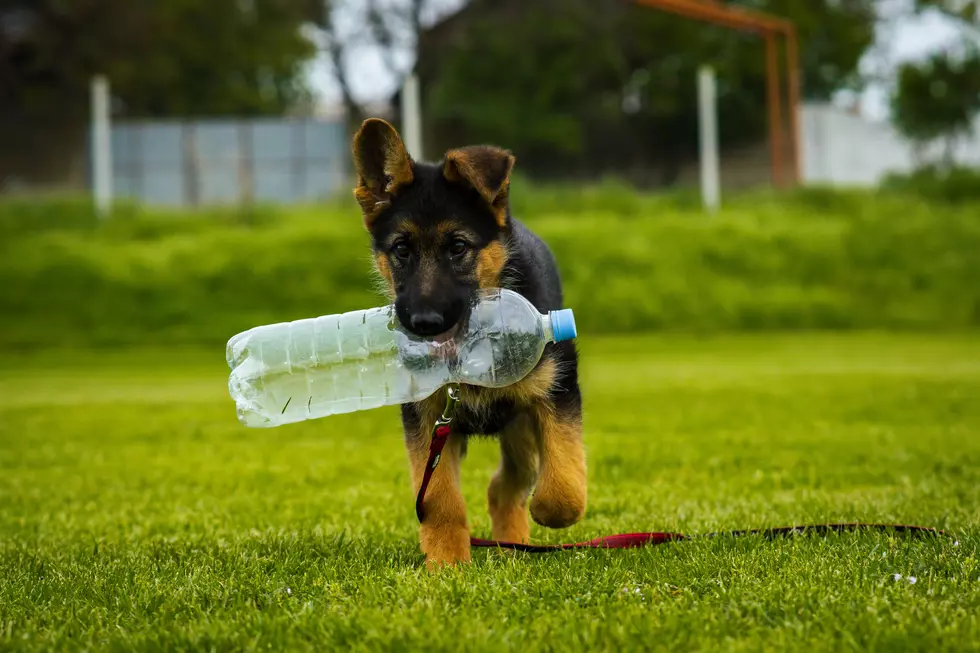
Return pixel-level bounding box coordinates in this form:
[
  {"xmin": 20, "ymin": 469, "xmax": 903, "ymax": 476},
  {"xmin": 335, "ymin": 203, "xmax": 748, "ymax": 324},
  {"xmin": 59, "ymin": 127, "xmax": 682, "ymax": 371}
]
[{"xmin": 1, "ymin": 0, "xmax": 979, "ymax": 347}]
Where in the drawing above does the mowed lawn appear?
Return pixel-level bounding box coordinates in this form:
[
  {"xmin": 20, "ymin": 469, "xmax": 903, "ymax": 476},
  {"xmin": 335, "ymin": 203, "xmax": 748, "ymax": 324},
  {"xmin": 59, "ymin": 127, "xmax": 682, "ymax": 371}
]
[{"xmin": 1, "ymin": 333, "xmax": 979, "ymax": 651}]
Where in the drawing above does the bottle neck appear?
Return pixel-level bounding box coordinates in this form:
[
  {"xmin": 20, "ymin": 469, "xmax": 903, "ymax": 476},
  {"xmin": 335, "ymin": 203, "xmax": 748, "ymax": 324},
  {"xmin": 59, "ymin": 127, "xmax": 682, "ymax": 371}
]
[{"xmin": 541, "ymin": 314, "xmax": 555, "ymax": 342}]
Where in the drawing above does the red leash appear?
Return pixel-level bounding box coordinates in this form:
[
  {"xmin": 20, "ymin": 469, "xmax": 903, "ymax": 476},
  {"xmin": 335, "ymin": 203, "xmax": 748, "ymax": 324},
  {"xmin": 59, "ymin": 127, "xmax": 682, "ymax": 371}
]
[{"xmin": 414, "ymin": 386, "xmax": 948, "ymax": 550}]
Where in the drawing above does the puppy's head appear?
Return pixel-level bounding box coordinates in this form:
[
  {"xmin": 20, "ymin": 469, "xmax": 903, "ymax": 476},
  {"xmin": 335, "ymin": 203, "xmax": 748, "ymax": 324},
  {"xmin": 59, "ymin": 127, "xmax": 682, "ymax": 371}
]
[{"xmin": 352, "ymin": 118, "xmax": 515, "ymax": 339}]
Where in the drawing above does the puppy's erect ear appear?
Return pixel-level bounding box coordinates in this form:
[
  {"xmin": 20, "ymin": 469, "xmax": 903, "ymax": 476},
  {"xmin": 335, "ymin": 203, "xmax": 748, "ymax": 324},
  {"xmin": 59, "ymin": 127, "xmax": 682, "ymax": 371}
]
[
  {"xmin": 443, "ymin": 146, "xmax": 516, "ymax": 229},
  {"xmin": 352, "ymin": 118, "xmax": 414, "ymax": 227}
]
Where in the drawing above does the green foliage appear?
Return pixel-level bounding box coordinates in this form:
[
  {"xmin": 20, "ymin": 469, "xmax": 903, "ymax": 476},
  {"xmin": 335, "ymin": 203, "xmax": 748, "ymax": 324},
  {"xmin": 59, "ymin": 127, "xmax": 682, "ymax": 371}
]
[
  {"xmin": 891, "ymin": 48, "xmax": 980, "ymax": 147},
  {"xmin": 882, "ymin": 165, "xmax": 980, "ymax": 204},
  {"xmin": 2, "ymin": 335, "xmax": 979, "ymax": 650},
  {"xmin": 428, "ymin": 1, "xmax": 629, "ymax": 156},
  {"xmin": 425, "ymin": 0, "xmax": 875, "ymax": 179},
  {"xmin": 2, "ymin": 188, "xmax": 980, "ymax": 350},
  {"xmin": 3, "ymin": 0, "xmax": 319, "ymax": 119},
  {"xmin": 915, "ymin": 0, "xmax": 980, "ymax": 25}
]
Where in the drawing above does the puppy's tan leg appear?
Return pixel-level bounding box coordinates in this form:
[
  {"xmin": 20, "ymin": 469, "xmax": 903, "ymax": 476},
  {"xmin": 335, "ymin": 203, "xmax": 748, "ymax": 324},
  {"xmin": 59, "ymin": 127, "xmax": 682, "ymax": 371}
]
[
  {"xmin": 405, "ymin": 419, "xmax": 470, "ymax": 568},
  {"xmin": 529, "ymin": 406, "xmax": 587, "ymax": 529},
  {"xmin": 488, "ymin": 412, "xmax": 539, "ymax": 543}
]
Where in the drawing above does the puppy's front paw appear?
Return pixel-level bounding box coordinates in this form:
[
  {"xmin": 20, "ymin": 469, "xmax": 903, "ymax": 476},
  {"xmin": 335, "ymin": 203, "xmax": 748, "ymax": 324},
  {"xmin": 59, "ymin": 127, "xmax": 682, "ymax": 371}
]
[{"xmin": 421, "ymin": 524, "xmax": 471, "ymax": 569}]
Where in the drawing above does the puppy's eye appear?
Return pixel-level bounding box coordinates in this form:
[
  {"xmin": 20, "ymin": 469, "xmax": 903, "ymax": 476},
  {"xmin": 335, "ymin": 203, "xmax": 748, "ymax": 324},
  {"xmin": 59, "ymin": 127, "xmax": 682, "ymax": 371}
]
[
  {"xmin": 449, "ymin": 239, "xmax": 469, "ymax": 258},
  {"xmin": 392, "ymin": 242, "xmax": 411, "ymax": 260}
]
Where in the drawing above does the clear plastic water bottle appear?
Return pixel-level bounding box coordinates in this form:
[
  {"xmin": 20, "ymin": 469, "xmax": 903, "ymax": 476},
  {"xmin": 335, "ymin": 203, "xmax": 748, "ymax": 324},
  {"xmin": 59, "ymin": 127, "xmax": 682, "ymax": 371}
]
[{"xmin": 226, "ymin": 288, "xmax": 577, "ymax": 427}]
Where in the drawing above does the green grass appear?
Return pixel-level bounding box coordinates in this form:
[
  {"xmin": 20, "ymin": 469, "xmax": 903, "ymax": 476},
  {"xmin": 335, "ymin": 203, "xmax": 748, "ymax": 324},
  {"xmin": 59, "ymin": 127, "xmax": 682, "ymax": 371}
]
[
  {"xmin": 3, "ymin": 188, "xmax": 980, "ymax": 349},
  {"xmin": 2, "ymin": 333, "xmax": 979, "ymax": 651}
]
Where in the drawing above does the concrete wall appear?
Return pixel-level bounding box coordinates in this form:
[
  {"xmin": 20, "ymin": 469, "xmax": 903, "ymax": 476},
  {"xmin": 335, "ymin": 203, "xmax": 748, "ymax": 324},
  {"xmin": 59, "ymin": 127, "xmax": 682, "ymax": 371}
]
[
  {"xmin": 801, "ymin": 102, "xmax": 980, "ymax": 186},
  {"xmin": 7, "ymin": 101, "xmax": 978, "ymax": 201},
  {"xmin": 1, "ymin": 116, "xmax": 350, "ymax": 206},
  {"xmin": 110, "ymin": 117, "xmax": 349, "ymax": 207}
]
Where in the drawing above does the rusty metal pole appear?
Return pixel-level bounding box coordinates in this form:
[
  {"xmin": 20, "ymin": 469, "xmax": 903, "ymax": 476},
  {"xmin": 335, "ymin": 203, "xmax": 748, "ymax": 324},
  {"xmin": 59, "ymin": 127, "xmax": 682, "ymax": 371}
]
[
  {"xmin": 632, "ymin": 0, "xmax": 798, "ymax": 188},
  {"xmin": 785, "ymin": 26, "xmax": 802, "ymax": 185},
  {"xmin": 765, "ymin": 31, "xmax": 784, "ymax": 188}
]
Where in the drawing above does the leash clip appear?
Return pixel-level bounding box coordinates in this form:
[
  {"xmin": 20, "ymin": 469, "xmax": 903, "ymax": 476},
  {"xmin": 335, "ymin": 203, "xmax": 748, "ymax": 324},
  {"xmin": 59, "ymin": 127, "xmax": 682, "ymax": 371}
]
[{"xmin": 435, "ymin": 383, "xmax": 460, "ymax": 428}]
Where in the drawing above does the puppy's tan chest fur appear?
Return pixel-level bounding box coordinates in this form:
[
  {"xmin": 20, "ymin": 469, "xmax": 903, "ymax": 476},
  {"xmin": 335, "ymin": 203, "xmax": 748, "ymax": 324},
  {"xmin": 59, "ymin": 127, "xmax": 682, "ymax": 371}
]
[
  {"xmin": 417, "ymin": 357, "xmax": 558, "ymax": 428},
  {"xmin": 460, "ymin": 357, "xmax": 557, "ymax": 413}
]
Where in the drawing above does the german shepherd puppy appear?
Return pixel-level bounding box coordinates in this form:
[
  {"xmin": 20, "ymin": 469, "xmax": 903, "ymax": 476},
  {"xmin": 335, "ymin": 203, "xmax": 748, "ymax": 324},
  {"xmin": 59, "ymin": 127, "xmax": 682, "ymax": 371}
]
[{"xmin": 351, "ymin": 118, "xmax": 587, "ymax": 567}]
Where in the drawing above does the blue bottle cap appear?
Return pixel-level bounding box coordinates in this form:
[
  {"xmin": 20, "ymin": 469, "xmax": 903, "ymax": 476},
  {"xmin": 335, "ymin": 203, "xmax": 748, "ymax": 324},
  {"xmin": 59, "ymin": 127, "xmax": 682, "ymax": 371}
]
[{"xmin": 549, "ymin": 308, "xmax": 577, "ymax": 342}]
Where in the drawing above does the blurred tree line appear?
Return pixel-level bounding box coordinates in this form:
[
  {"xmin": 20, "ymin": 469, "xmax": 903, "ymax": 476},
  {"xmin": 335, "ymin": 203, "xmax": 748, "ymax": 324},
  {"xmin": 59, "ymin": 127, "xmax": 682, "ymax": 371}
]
[
  {"xmin": 0, "ymin": 0, "xmax": 331, "ymax": 188},
  {"xmin": 891, "ymin": 0, "xmax": 980, "ymax": 165},
  {"xmin": 3, "ymin": 0, "xmax": 977, "ymax": 185},
  {"xmin": 416, "ymin": 0, "xmax": 876, "ymax": 183},
  {"xmin": 0, "ymin": 0, "xmax": 323, "ymax": 120}
]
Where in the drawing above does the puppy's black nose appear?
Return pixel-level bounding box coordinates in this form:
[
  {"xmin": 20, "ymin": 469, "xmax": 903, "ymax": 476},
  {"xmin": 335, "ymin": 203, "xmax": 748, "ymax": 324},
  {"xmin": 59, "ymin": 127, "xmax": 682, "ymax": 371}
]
[{"xmin": 409, "ymin": 310, "xmax": 447, "ymax": 336}]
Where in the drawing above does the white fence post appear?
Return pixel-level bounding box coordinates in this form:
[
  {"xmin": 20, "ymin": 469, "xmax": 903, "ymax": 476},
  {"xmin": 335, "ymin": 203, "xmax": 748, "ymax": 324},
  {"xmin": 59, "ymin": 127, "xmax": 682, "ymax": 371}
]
[
  {"xmin": 698, "ymin": 65, "xmax": 720, "ymax": 213},
  {"xmin": 90, "ymin": 75, "xmax": 112, "ymax": 217},
  {"xmin": 402, "ymin": 73, "xmax": 423, "ymax": 161}
]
